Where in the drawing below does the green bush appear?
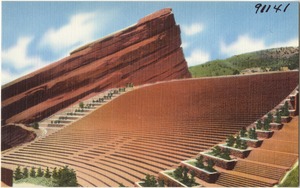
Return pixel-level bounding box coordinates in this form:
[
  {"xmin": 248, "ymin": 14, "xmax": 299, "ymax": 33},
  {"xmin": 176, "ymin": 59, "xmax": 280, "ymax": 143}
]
[
  {"xmin": 205, "ymin": 159, "xmax": 216, "ymax": 172},
  {"xmin": 142, "ymin": 174, "xmax": 157, "ymax": 187},
  {"xmin": 79, "ymin": 102, "xmax": 84, "ymax": 109},
  {"xmin": 263, "ymin": 120, "xmax": 270, "ymax": 131},
  {"xmin": 275, "ymin": 110, "xmax": 282, "ymax": 123},
  {"xmin": 30, "ymin": 167, "xmax": 36, "ymax": 178},
  {"xmin": 32, "ymin": 122, "xmax": 39, "ymax": 129},
  {"xmin": 44, "ymin": 167, "xmax": 51, "ymax": 178},
  {"xmin": 23, "ymin": 167, "xmax": 29, "ymax": 178},
  {"xmin": 235, "ymin": 135, "xmax": 241, "ymax": 149},
  {"xmin": 226, "ymin": 135, "xmax": 235, "ymax": 147},
  {"xmin": 196, "ymin": 155, "xmax": 204, "ymax": 169},
  {"xmin": 53, "ymin": 166, "xmax": 78, "ymax": 187},
  {"xmin": 14, "ymin": 166, "xmax": 23, "ymax": 180},
  {"xmin": 172, "ymin": 166, "xmax": 198, "ymax": 187},
  {"xmin": 240, "ymin": 127, "xmax": 247, "ymax": 137},
  {"xmin": 248, "ymin": 128, "xmax": 257, "ymax": 139},
  {"xmin": 37, "ymin": 167, "xmax": 44, "ymax": 177},
  {"xmin": 220, "ymin": 148, "xmax": 231, "ymax": 160},
  {"xmin": 256, "ymin": 120, "xmax": 263, "ymax": 129},
  {"xmin": 281, "ymin": 101, "xmax": 290, "ymax": 116},
  {"xmin": 240, "ymin": 140, "xmax": 248, "ymax": 149},
  {"xmin": 211, "ymin": 146, "xmax": 222, "ymax": 156}
]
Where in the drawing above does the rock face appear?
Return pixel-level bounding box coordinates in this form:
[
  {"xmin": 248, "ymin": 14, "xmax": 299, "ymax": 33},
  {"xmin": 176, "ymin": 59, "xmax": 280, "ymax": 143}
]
[
  {"xmin": 1, "ymin": 124, "xmax": 36, "ymax": 151},
  {"xmin": 1, "ymin": 8, "xmax": 191, "ymax": 124}
]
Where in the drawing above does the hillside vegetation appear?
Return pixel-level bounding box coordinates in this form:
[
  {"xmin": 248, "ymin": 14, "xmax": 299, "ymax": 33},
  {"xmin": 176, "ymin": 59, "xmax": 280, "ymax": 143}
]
[{"xmin": 189, "ymin": 47, "xmax": 299, "ymax": 77}]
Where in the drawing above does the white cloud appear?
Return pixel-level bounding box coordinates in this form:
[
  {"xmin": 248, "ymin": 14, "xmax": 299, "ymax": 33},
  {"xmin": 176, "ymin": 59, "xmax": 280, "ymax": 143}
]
[
  {"xmin": 40, "ymin": 12, "xmax": 98, "ymax": 54},
  {"xmin": 182, "ymin": 23, "xmax": 204, "ymax": 36},
  {"xmin": 221, "ymin": 34, "xmax": 298, "ymax": 56},
  {"xmin": 186, "ymin": 49, "xmax": 210, "ymax": 67},
  {"xmin": 2, "ymin": 37, "xmax": 48, "ymax": 84},
  {"xmin": 1, "ymin": 69, "xmax": 16, "ymax": 85},
  {"xmin": 181, "ymin": 42, "xmax": 190, "ymax": 49},
  {"xmin": 2, "ymin": 37, "xmax": 47, "ymax": 69}
]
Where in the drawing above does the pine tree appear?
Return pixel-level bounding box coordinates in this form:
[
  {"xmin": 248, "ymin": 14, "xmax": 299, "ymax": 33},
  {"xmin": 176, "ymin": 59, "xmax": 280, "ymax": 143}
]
[
  {"xmin": 52, "ymin": 167, "xmax": 58, "ymax": 179},
  {"xmin": 44, "ymin": 167, "xmax": 51, "ymax": 178},
  {"xmin": 37, "ymin": 167, "xmax": 44, "ymax": 177},
  {"xmin": 29, "ymin": 167, "xmax": 36, "ymax": 178},
  {"xmin": 23, "ymin": 167, "xmax": 29, "ymax": 178},
  {"xmin": 14, "ymin": 166, "xmax": 23, "ymax": 180}
]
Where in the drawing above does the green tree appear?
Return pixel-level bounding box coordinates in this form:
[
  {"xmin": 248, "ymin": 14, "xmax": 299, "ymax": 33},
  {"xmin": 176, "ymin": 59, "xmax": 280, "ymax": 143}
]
[
  {"xmin": 44, "ymin": 167, "xmax": 51, "ymax": 178},
  {"xmin": 220, "ymin": 148, "xmax": 231, "ymax": 160},
  {"xmin": 226, "ymin": 135, "xmax": 235, "ymax": 147},
  {"xmin": 211, "ymin": 146, "xmax": 221, "ymax": 157},
  {"xmin": 23, "ymin": 167, "xmax": 29, "ymax": 178},
  {"xmin": 267, "ymin": 113, "xmax": 273, "ymax": 123},
  {"xmin": 240, "ymin": 140, "xmax": 248, "ymax": 149},
  {"xmin": 235, "ymin": 135, "xmax": 241, "ymax": 148},
  {"xmin": 14, "ymin": 166, "xmax": 23, "ymax": 180},
  {"xmin": 196, "ymin": 155, "xmax": 204, "ymax": 169},
  {"xmin": 52, "ymin": 167, "xmax": 58, "ymax": 179},
  {"xmin": 174, "ymin": 166, "xmax": 183, "ymax": 180},
  {"xmin": 281, "ymin": 101, "xmax": 290, "ymax": 116},
  {"xmin": 206, "ymin": 159, "xmax": 216, "ymax": 172},
  {"xmin": 30, "ymin": 167, "xmax": 36, "ymax": 178},
  {"xmin": 53, "ymin": 166, "xmax": 78, "ymax": 187},
  {"xmin": 158, "ymin": 178, "xmax": 164, "ymax": 187},
  {"xmin": 33, "ymin": 122, "xmax": 39, "ymax": 129},
  {"xmin": 142, "ymin": 174, "xmax": 157, "ymax": 187},
  {"xmin": 256, "ymin": 120, "xmax": 263, "ymax": 129},
  {"xmin": 275, "ymin": 110, "xmax": 282, "ymax": 123},
  {"xmin": 37, "ymin": 167, "xmax": 44, "ymax": 177},
  {"xmin": 79, "ymin": 102, "xmax": 84, "ymax": 109},
  {"xmin": 240, "ymin": 127, "xmax": 247, "ymax": 137},
  {"xmin": 263, "ymin": 120, "xmax": 270, "ymax": 131}
]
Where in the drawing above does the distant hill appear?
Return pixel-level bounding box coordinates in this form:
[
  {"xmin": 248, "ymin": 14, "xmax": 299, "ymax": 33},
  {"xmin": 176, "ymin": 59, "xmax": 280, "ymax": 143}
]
[{"xmin": 189, "ymin": 47, "xmax": 299, "ymax": 77}]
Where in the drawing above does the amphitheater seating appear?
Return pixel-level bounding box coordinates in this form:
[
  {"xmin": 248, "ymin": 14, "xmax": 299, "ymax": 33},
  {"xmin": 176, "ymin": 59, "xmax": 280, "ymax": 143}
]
[{"xmin": 1, "ymin": 71, "xmax": 298, "ymax": 187}]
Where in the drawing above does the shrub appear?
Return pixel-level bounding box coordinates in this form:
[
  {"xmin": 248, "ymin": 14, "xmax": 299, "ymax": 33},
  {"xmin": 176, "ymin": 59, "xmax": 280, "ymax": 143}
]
[
  {"xmin": 226, "ymin": 135, "xmax": 235, "ymax": 147},
  {"xmin": 248, "ymin": 128, "xmax": 257, "ymax": 139},
  {"xmin": 205, "ymin": 159, "xmax": 216, "ymax": 172},
  {"xmin": 281, "ymin": 101, "xmax": 290, "ymax": 116},
  {"xmin": 240, "ymin": 140, "xmax": 248, "ymax": 149},
  {"xmin": 220, "ymin": 148, "xmax": 231, "ymax": 160},
  {"xmin": 44, "ymin": 167, "xmax": 51, "ymax": 178},
  {"xmin": 79, "ymin": 102, "xmax": 84, "ymax": 109},
  {"xmin": 235, "ymin": 135, "xmax": 241, "ymax": 149},
  {"xmin": 256, "ymin": 120, "xmax": 263, "ymax": 129},
  {"xmin": 196, "ymin": 155, "xmax": 204, "ymax": 169},
  {"xmin": 30, "ymin": 167, "xmax": 36, "ymax": 177},
  {"xmin": 211, "ymin": 146, "xmax": 222, "ymax": 156},
  {"xmin": 142, "ymin": 174, "xmax": 157, "ymax": 187},
  {"xmin": 37, "ymin": 167, "xmax": 44, "ymax": 177},
  {"xmin": 53, "ymin": 166, "xmax": 78, "ymax": 187},
  {"xmin": 174, "ymin": 166, "xmax": 183, "ymax": 179},
  {"xmin": 52, "ymin": 167, "xmax": 58, "ymax": 179},
  {"xmin": 14, "ymin": 166, "xmax": 23, "ymax": 180},
  {"xmin": 275, "ymin": 110, "xmax": 282, "ymax": 123},
  {"xmin": 23, "ymin": 167, "xmax": 28, "ymax": 178},
  {"xmin": 158, "ymin": 178, "xmax": 164, "ymax": 187},
  {"xmin": 266, "ymin": 113, "xmax": 273, "ymax": 123},
  {"xmin": 263, "ymin": 120, "xmax": 270, "ymax": 131},
  {"xmin": 33, "ymin": 122, "xmax": 39, "ymax": 129},
  {"xmin": 240, "ymin": 127, "xmax": 247, "ymax": 137}
]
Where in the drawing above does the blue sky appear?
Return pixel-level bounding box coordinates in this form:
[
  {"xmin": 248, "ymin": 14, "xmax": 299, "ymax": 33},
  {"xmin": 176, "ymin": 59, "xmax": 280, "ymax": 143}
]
[{"xmin": 2, "ymin": 1, "xmax": 298, "ymax": 84}]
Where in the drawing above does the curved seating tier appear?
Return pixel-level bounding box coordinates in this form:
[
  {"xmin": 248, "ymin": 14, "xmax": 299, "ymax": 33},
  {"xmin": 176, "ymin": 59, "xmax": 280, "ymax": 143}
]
[{"xmin": 1, "ymin": 71, "xmax": 298, "ymax": 187}]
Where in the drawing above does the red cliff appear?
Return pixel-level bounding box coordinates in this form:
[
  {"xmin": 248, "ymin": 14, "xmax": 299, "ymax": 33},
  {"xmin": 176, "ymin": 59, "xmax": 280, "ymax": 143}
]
[{"xmin": 1, "ymin": 8, "xmax": 191, "ymax": 124}]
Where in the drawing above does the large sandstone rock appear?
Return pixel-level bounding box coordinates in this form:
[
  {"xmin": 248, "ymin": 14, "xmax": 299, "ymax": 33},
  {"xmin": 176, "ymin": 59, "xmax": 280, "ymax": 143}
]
[{"xmin": 2, "ymin": 8, "xmax": 191, "ymax": 124}]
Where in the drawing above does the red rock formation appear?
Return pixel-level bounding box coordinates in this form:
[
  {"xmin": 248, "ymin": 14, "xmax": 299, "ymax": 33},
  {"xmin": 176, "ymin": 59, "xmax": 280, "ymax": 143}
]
[
  {"xmin": 1, "ymin": 8, "xmax": 191, "ymax": 124},
  {"xmin": 1, "ymin": 124, "xmax": 36, "ymax": 151}
]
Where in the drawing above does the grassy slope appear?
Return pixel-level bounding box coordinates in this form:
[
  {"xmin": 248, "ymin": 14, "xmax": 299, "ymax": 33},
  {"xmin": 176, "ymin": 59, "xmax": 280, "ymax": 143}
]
[
  {"xmin": 279, "ymin": 164, "xmax": 299, "ymax": 187},
  {"xmin": 189, "ymin": 47, "xmax": 299, "ymax": 77}
]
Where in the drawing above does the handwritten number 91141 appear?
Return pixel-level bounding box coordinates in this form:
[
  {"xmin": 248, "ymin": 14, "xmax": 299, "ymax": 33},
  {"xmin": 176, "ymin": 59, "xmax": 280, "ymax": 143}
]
[{"xmin": 255, "ymin": 3, "xmax": 290, "ymax": 14}]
